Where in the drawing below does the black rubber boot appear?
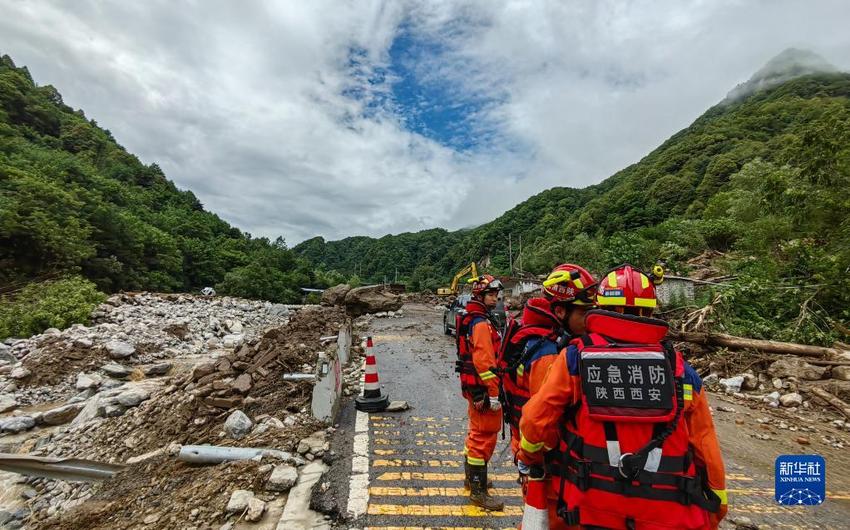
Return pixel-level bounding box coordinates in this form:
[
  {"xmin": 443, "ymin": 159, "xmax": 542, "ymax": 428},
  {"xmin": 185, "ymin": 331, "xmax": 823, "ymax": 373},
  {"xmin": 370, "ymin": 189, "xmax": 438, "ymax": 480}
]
[
  {"xmin": 468, "ymin": 463, "xmax": 504, "ymax": 511},
  {"xmin": 464, "ymin": 461, "xmax": 493, "ymax": 490}
]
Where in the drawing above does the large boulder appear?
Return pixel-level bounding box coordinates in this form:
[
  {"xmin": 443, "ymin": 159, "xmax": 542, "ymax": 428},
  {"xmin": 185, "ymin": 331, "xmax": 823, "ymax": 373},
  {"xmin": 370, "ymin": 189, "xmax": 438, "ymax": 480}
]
[
  {"xmin": 224, "ymin": 410, "xmax": 253, "ymax": 439},
  {"xmin": 105, "ymin": 340, "xmax": 135, "ymax": 359},
  {"xmin": 0, "ymin": 394, "xmax": 18, "ymax": 413},
  {"xmin": 42, "ymin": 403, "xmax": 86, "ymax": 426},
  {"xmin": 0, "ymin": 416, "xmax": 35, "ymax": 433},
  {"xmin": 342, "ymin": 285, "xmax": 403, "ymax": 316},
  {"xmin": 321, "ymin": 284, "xmax": 351, "ymax": 306},
  {"xmin": 768, "ymin": 358, "xmax": 827, "ymax": 381}
]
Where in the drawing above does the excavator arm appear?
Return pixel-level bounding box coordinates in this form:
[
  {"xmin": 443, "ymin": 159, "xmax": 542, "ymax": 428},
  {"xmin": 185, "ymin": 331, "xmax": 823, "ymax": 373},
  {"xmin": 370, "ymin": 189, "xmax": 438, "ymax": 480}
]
[{"xmin": 437, "ymin": 262, "xmax": 478, "ymax": 296}]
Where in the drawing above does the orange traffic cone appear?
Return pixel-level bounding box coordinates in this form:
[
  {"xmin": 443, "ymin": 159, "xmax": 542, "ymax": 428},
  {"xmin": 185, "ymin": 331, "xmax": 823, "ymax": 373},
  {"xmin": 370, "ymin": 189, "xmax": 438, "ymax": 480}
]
[
  {"xmin": 355, "ymin": 336, "xmax": 389, "ymax": 412},
  {"xmin": 521, "ymin": 466, "xmax": 549, "ymax": 529}
]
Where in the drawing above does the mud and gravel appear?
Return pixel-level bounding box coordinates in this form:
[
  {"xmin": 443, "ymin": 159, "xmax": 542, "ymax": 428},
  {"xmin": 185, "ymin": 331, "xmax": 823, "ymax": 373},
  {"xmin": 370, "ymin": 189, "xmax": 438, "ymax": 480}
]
[{"xmin": 1, "ymin": 296, "xmax": 347, "ymax": 530}]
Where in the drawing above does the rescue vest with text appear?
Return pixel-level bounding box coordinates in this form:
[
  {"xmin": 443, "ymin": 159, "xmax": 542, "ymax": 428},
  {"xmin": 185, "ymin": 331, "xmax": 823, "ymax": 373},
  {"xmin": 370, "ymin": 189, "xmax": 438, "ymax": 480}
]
[
  {"xmin": 497, "ymin": 298, "xmax": 564, "ymax": 440},
  {"xmin": 454, "ymin": 299, "xmax": 502, "ymax": 400},
  {"xmin": 551, "ymin": 310, "xmax": 720, "ymax": 530}
]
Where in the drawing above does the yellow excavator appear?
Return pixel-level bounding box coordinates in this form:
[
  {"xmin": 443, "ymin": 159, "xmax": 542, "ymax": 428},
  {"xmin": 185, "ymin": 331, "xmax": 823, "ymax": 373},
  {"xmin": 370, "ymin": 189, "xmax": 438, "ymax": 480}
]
[{"xmin": 437, "ymin": 262, "xmax": 478, "ymax": 296}]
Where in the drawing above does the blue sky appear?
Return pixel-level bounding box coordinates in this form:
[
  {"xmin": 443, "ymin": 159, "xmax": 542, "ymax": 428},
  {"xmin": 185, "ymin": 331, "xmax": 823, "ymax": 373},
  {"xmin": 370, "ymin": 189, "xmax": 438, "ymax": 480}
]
[
  {"xmin": 383, "ymin": 27, "xmax": 495, "ymax": 151},
  {"xmin": 346, "ymin": 21, "xmax": 508, "ymax": 153},
  {"xmin": 2, "ymin": 0, "xmax": 850, "ymax": 242}
]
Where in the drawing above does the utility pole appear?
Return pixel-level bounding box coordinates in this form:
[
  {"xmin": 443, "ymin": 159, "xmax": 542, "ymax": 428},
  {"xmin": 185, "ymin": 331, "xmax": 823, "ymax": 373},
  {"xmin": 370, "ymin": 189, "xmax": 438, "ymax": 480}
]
[
  {"xmin": 508, "ymin": 234, "xmax": 513, "ymax": 275},
  {"xmin": 518, "ymin": 234, "xmax": 523, "ymax": 274}
]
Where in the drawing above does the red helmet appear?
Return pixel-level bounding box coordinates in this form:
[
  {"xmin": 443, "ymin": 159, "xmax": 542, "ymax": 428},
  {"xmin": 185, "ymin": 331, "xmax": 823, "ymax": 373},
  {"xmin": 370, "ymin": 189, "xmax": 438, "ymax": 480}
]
[
  {"xmin": 542, "ymin": 264, "xmax": 597, "ymax": 306},
  {"xmin": 596, "ymin": 263, "xmax": 663, "ymax": 310},
  {"xmin": 469, "ymin": 274, "xmax": 503, "ymax": 298}
]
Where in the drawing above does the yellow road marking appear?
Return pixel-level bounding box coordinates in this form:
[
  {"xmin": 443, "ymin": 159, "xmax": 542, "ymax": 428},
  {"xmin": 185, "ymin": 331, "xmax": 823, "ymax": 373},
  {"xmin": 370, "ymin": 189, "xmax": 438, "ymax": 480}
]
[
  {"xmin": 373, "ymin": 459, "xmax": 515, "ymax": 470},
  {"xmin": 370, "ymin": 486, "xmax": 522, "ymax": 497},
  {"xmin": 377, "ymin": 472, "xmax": 518, "ymax": 482},
  {"xmin": 726, "ymin": 473, "xmax": 754, "ymax": 482},
  {"xmin": 373, "ymin": 449, "xmax": 465, "ymax": 457},
  {"xmin": 373, "ymin": 459, "xmax": 462, "ymax": 468},
  {"xmin": 368, "ymin": 504, "xmax": 523, "ymax": 516},
  {"xmin": 372, "ymin": 334, "xmax": 406, "ymax": 342},
  {"xmin": 374, "ymin": 431, "xmax": 462, "ymax": 438},
  {"xmin": 371, "ymin": 423, "xmax": 452, "ymax": 429},
  {"xmin": 415, "ymin": 440, "xmax": 457, "ymax": 446}
]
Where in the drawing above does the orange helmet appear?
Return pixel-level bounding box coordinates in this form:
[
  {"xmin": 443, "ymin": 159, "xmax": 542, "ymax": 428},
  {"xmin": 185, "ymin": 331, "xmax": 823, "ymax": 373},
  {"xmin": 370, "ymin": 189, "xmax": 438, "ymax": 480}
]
[
  {"xmin": 596, "ymin": 263, "xmax": 663, "ymax": 311},
  {"xmin": 542, "ymin": 264, "xmax": 597, "ymax": 305},
  {"xmin": 469, "ymin": 274, "xmax": 503, "ymax": 299}
]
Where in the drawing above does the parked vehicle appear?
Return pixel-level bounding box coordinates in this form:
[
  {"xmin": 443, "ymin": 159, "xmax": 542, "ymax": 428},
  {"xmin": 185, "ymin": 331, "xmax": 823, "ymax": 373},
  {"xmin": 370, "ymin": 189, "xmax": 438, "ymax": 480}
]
[{"xmin": 443, "ymin": 294, "xmax": 507, "ymax": 335}]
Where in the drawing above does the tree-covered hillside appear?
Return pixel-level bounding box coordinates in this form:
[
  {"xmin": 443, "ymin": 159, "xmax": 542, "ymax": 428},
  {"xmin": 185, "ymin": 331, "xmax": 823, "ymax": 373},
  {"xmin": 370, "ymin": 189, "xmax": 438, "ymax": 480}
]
[
  {"xmin": 0, "ymin": 54, "xmax": 341, "ymax": 310},
  {"xmin": 297, "ymin": 56, "xmax": 850, "ymax": 345}
]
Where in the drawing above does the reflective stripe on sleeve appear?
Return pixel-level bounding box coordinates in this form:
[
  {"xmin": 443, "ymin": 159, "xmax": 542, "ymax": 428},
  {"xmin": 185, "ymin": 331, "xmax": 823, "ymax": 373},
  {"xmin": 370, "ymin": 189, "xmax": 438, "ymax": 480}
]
[
  {"xmin": 713, "ymin": 488, "xmax": 728, "ymax": 505},
  {"xmin": 520, "ymin": 434, "xmax": 545, "ymax": 453},
  {"xmin": 683, "ymin": 384, "xmax": 693, "ymax": 401},
  {"xmin": 478, "ymin": 370, "xmax": 497, "ymax": 381}
]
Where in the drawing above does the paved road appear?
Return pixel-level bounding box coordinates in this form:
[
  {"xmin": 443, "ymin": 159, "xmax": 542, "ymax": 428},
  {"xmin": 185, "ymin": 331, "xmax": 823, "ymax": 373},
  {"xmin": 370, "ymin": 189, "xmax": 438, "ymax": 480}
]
[
  {"xmin": 360, "ymin": 304, "xmax": 519, "ymax": 528},
  {"xmin": 333, "ymin": 303, "xmax": 850, "ymax": 529}
]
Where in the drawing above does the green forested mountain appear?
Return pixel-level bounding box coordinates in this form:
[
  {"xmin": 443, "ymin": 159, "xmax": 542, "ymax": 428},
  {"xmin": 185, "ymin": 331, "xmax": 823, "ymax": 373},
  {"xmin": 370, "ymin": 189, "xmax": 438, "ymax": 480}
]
[
  {"xmin": 297, "ymin": 52, "xmax": 850, "ymax": 345},
  {"xmin": 0, "ymin": 54, "xmax": 338, "ymax": 308}
]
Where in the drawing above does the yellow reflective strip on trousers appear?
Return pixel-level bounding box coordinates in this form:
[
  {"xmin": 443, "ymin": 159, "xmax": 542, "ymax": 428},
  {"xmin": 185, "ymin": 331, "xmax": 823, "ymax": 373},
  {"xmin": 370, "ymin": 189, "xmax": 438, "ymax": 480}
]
[
  {"xmin": 713, "ymin": 489, "xmax": 728, "ymax": 505},
  {"xmin": 520, "ymin": 435, "xmax": 545, "ymax": 453},
  {"xmin": 479, "ymin": 371, "xmax": 497, "ymax": 381},
  {"xmin": 467, "ymin": 455, "xmax": 485, "ymax": 465}
]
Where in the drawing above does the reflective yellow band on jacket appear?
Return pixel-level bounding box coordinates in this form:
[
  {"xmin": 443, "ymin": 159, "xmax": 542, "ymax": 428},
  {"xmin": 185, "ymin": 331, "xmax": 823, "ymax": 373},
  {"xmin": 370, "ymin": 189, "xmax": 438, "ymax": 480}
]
[
  {"xmin": 607, "ymin": 272, "xmax": 618, "ymax": 288},
  {"xmin": 713, "ymin": 489, "xmax": 728, "ymax": 505},
  {"xmin": 520, "ymin": 435, "xmax": 545, "ymax": 453},
  {"xmin": 596, "ymin": 295, "xmax": 626, "ymax": 306},
  {"xmin": 516, "ymin": 364, "xmax": 524, "ymax": 377},
  {"xmin": 478, "ymin": 370, "xmax": 497, "ymax": 381},
  {"xmin": 641, "ymin": 274, "xmax": 650, "ymax": 289},
  {"xmin": 574, "ymin": 278, "xmax": 584, "ymax": 289},
  {"xmin": 634, "ymin": 297, "xmax": 657, "ymax": 308},
  {"xmin": 683, "ymin": 384, "xmax": 693, "ymax": 401}
]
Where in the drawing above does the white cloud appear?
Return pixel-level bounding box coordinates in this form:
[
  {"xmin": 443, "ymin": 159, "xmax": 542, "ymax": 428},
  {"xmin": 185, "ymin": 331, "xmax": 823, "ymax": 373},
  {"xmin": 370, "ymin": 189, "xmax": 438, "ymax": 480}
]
[{"xmin": 2, "ymin": 0, "xmax": 849, "ymax": 243}]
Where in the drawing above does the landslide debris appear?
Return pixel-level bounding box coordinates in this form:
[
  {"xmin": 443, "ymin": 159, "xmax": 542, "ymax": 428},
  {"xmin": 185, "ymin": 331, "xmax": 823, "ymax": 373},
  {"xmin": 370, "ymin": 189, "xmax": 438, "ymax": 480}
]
[{"xmin": 0, "ymin": 292, "xmax": 351, "ymax": 529}]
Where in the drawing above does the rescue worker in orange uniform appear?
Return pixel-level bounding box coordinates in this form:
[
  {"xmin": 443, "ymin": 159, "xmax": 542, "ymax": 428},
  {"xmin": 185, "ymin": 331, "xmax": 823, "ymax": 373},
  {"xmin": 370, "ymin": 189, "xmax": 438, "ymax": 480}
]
[
  {"xmin": 501, "ymin": 264, "xmax": 598, "ymax": 529},
  {"xmin": 455, "ymin": 274, "xmax": 505, "ymax": 510},
  {"xmin": 518, "ymin": 264, "xmax": 727, "ymax": 529}
]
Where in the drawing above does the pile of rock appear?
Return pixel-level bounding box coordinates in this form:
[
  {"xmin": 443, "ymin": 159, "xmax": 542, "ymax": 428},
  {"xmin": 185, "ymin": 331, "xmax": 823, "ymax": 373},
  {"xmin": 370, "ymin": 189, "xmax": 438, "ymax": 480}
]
[
  {"xmin": 184, "ymin": 306, "xmax": 345, "ymax": 415},
  {"xmin": 7, "ymin": 293, "xmax": 290, "ymax": 363},
  {"xmin": 709, "ymin": 356, "xmax": 850, "ymax": 412},
  {"xmin": 0, "ymin": 293, "xmax": 292, "ymax": 410}
]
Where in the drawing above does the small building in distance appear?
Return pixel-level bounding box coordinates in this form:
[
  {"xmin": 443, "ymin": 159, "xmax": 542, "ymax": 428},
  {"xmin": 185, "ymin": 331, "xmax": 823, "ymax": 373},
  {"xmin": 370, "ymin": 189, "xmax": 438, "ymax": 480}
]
[{"xmin": 655, "ymin": 275, "xmax": 696, "ymax": 306}]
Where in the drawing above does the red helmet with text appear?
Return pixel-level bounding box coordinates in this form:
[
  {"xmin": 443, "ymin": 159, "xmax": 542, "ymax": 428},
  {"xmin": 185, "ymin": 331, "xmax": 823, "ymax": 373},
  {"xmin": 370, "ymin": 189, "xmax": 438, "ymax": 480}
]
[
  {"xmin": 596, "ymin": 263, "xmax": 664, "ymax": 314},
  {"xmin": 542, "ymin": 263, "xmax": 597, "ymax": 306},
  {"xmin": 469, "ymin": 274, "xmax": 503, "ymax": 299}
]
